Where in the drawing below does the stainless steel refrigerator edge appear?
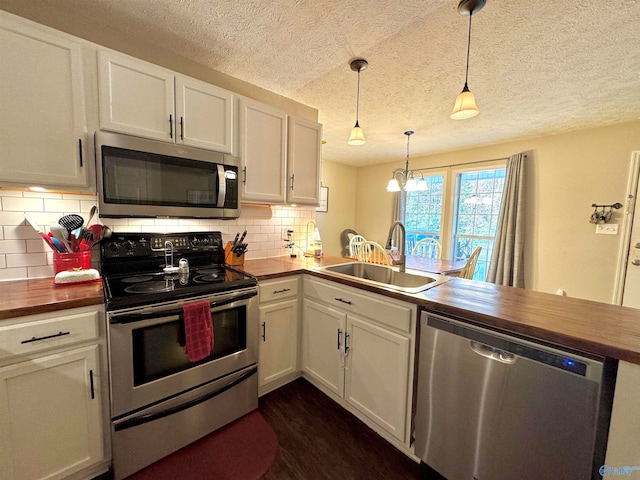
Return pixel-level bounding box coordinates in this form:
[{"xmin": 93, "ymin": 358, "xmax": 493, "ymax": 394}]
[{"xmin": 414, "ymin": 311, "xmax": 615, "ymax": 480}]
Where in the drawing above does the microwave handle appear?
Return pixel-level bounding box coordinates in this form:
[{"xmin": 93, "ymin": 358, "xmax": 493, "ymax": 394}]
[{"xmin": 217, "ymin": 164, "xmax": 226, "ymax": 208}]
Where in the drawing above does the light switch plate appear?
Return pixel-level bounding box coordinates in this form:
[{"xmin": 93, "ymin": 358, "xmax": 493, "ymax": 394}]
[{"xmin": 596, "ymin": 224, "xmax": 619, "ymax": 235}]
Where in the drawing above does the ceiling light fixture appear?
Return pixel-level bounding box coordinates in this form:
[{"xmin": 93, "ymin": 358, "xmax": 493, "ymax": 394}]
[
  {"xmin": 347, "ymin": 58, "xmax": 368, "ymax": 145},
  {"xmin": 386, "ymin": 131, "xmax": 427, "ymax": 192},
  {"xmin": 450, "ymin": 0, "xmax": 486, "ymax": 120}
]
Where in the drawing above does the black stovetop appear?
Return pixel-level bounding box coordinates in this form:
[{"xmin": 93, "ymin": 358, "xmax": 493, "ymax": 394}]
[{"xmin": 100, "ymin": 232, "xmax": 256, "ymax": 311}]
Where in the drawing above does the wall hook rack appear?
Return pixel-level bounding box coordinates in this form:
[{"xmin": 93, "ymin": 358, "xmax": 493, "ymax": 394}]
[{"xmin": 590, "ymin": 202, "xmax": 623, "ymax": 224}]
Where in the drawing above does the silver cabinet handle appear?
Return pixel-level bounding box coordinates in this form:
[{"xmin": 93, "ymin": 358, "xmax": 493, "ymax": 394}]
[
  {"xmin": 273, "ymin": 288, "xmax": 290, "ymax": 294},
  {"xmin": 632, "ymin": 259, "xmax": 640, "ymax": 266}
]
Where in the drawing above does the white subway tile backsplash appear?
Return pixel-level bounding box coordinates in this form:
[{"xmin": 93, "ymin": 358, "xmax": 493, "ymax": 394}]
[
  {"xmin": 0, "ymin": 192, "xmax": 316, "ymax": 281},
  {"xmin": 0, "ymin": 239, "xmax": 27, "ymax": 254},
  {"xmin": 0, "ymin": 212, "xmax": 28, "ymax": 225},
  {"xmin": 26, "ymin": 239, "xmax": 48, "ymax": 253},
  {"xmin": 4, "ymin": 226, "xmax": 41, "ymax": 240},
  {"xmin": 0, "ymin": 267, "xmax": 28, "ymax": 281},
  {"xmin": 2, "ymin": 196, "xmax": 44, "ymax": 212},
  {"xmin": 6, "ymin": 252, "xmax": 47, "ymax": 268},
  {"xmin": 44, "ymin": 199, "xmax": 81, "ymax": 212}
]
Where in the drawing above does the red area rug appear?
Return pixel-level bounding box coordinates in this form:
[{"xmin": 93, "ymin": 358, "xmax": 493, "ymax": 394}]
[{"xmin": 127, "ymin": 410, "xmax": 279, "ymax": 480}]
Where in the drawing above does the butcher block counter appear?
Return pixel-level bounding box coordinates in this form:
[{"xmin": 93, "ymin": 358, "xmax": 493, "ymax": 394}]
[
  {"xmin": 1, "ymin": 255, "xmax": 639, "ymax": 364},
  {"xmin": 0, "ymin": 277, "xmax": 103, "ymax": 321},
  {"xmin": 236, "ymin": 255, "xmax": 640, "ymax": 365}
]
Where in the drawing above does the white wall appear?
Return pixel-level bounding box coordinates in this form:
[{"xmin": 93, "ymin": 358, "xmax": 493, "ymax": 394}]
[
  {"xmin": 316, "ymin": 160, "xmax": 358, "ymax": 257},
  {"xmin": 323, "ymin": 120, "xmax": 640, "ymax": 303}
]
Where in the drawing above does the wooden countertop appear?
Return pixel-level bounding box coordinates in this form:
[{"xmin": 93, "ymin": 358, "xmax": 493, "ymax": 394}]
[
  {"xmin": 238, "ymin": 256, "xmax": 640, "ymax": 365},
  {"xmin": 3, "ymin": 256, "xmax": 640, "ymax": 365},
  {"xmin": 0, "ymin": 277, "xmax": 104, "ymax": 321}
]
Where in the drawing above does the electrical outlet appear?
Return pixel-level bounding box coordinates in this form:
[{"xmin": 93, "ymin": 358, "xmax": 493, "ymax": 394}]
[
  {"xmin": 595, "ymin": 224, "xmax": 619, "ymax": 235},
  {"xmin": 282, "ymin": 228, "xmax": 294, "ymax": 241}
]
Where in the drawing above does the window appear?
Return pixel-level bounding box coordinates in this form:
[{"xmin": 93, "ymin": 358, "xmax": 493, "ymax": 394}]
[
  {"xmin": 404, "ymin": 174, "xmax": 445, "ymax": 254},
  {"xmin": 404, "ymin": 164, "xmax": 506, "ymax": 281}
]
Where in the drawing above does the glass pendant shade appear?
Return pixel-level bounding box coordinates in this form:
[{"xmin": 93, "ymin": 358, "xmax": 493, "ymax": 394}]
[
  {"xmin": 416, "ymin": 176, "xmax": 428, "ymax": 191},
  {"xmin": 386, "ymin": 177, "xmax": 401, "ymax": 192},
  {"xmin": 450, "ymin": 84, "xmax": 479, "ymax": 119},
  {"xmin": 404, "ymin": 176, "xmax": 418, "ymax": 191},
  {"xmin": 348, "ymin": 123, "xmax": 366, "ymax": 145}
]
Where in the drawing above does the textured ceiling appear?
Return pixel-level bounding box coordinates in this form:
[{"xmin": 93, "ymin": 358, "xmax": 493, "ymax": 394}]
[{"xmin": 3, "ymin": 0, "xmax": 640, "ymax": 166}]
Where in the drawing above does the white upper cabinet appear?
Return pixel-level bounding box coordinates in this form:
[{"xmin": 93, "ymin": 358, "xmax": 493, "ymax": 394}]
[
  {"xmin": 0, "ymin": 12, "xmax": 89, "ymax": 189},
  {"xmin": 238, "ymin": 98, "xmax": 288, "ymax": 203},
  {"xmin": 98, "ymin": 50, "xmax": 234, "ymax": 153},
  {"xmin": 175, "ymin": 76, "xmax": 233, "ymax": 152},
  {"xmin": 287, "ymin": 116, "xmax": 322, "ymax": 205}
]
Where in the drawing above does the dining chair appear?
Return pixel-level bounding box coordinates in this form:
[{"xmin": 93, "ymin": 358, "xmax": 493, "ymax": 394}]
[
  {"xmin": 455, "ymin": 246, "xmax": 482, "ymax": 280},
  {"xmin": 356, "ymin": 241, "xmax": 393, "ymax": 265},
  {"xmin": 349, "ymin": 235, "xmax": 367, "ymax": 257},
  {"xmin": 411, "ymin": 238, "xmax": 442, "ymax": 259}
]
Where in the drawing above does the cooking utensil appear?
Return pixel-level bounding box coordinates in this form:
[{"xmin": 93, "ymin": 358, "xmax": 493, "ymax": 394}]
[
  {"xmin": 23, "ymin": 213, "xmax": 59, "ymax": 252},
  {"xmin": 58, "ymin": 214, "xmax": 84, "ymax": 232},
  {"xmin": 50, "ymin": 223, "xmax": 72, "ymax": 252},
  {"xmin": 85, "ymin": 205, "xmax": 97, "ymax": 227},
  {"xmin": 101, "ymin": 225, "xmax": 113, "ymax": 240},
  {"xmin": 81, "ymin": 224, "xmax": 103, "ymax": 249}
]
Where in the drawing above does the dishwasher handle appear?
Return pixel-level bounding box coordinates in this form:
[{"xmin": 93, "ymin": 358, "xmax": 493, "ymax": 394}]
[{"xmin": 469, "ymin": 340, "xmax": 517, "ymax": 364}]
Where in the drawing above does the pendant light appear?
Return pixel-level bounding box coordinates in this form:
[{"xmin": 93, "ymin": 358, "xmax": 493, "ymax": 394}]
[
  {"xmin": 450, "ymin": 0, "xmax": 486, "ymax": 120},
  {"xmin": 347, "ymin": 58, "xmax": 368, "ymax": 145},
  {"xmin": 387, "ymin": 131, "xmax": 424, "ymax": 192}
]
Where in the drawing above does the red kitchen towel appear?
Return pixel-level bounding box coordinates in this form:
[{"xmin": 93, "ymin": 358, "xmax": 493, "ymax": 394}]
[{"xmin": 183, "ymin": 301, "xmax": 214, "ymax": 362}]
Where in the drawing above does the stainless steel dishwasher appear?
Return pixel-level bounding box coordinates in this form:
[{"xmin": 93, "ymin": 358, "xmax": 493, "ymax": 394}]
[{"xmin": 414, "ymin": 311, "xmax": 613, "ymax": 480}]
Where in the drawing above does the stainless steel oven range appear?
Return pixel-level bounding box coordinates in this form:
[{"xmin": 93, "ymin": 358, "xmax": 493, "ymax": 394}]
[{"xmin": 101, "ymin": 231, "xmax": 258, "ymax": 480}]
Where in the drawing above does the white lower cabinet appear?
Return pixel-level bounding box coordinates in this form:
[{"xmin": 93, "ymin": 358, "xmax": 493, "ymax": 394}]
[
  {"xmin": 258, "ymin": 277, "xmax": 300, "ymax": 395},
  {"xmin": 302, "ymin": 277, "xmax": 416, "ymax": 445},
  {"xmin": 0, "ymin": 306, "xmax": 107, "ymax": 480}
]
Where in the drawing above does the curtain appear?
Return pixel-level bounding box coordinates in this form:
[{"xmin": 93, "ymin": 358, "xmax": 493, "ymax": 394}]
[{"xmin": 487, "ymin": 152, "xmax": 526, "ymax": 287}]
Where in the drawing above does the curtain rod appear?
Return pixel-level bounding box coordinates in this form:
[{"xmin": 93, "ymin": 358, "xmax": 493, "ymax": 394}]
[{"xmin": 393, "ymin": 155, "xmax": 523, "ymax": 175}]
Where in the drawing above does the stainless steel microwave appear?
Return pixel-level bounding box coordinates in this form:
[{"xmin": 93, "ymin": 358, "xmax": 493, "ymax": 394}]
[{"xmin": 95, "ymin": 132, "xmax": 240, "ymax": 219}]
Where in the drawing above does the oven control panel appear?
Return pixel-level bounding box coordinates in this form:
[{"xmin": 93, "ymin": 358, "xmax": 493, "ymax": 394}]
[{"xmin": 101, "ymin": 232, "xmax": 223, "ymax": 259}]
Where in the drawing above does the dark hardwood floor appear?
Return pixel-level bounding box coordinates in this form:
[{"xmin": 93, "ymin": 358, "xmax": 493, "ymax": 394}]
[{"xmin": 259, "ymin": 378, "xmax": 421, "ymax": 480}]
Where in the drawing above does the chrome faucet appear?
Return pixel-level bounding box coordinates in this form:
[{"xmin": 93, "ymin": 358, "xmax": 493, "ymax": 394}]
[{"xmin": 385, "ymin": 221, "xmax": 406, "ymax": 272}]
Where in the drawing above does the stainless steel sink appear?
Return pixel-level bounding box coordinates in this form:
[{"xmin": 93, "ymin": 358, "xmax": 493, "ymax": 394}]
[{"xmin": 320, "ymin": 262, "xmax": 450, "ymax": 293}]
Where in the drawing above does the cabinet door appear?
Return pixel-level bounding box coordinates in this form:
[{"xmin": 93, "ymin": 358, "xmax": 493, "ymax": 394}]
[
  {"xmin": 344, "ymin": 315, "xmax": 410, "ymax": 442},
  {"xmin": 0, "ymin": 13, "xmax": 88, "ymax": 188},
  {"xmin": 175, "ymin": 76, "xmax": 234, "ymax": 153},
  {"xmin": 0, "ymin": 345, "xmax": 104, "ymax": 480},
  {"xmin": 287, "ymin": 116, "xmax": 322, "ymax": 205},
  {"xmin": 302, "ymin": 299, "xmax": 346, "ymax": 397},
  {"xmin": 238, "ymin": 98, "xmax": 287, "ymax": 203},
  {"xmin": 258, "ymin": 298, "xmax": 298, "ymax": 387},
  {"xmin": 98, "ymin": 50, "xmax": 175, "ymax": 142}
]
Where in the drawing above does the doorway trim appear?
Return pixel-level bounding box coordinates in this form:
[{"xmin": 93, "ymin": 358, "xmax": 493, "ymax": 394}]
[{"xmin": 613, "ymin": 150, "xmax": 640, "ymax": 305}]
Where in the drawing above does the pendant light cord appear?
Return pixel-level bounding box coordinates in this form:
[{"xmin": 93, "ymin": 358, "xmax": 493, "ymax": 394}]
[
  {"xmin": 355, "ymin": 68, "xmax": 361, "ymax": 126},
  {"xmin": 464, "ymin": 12, "xmax": 473, "ymax": 85}
]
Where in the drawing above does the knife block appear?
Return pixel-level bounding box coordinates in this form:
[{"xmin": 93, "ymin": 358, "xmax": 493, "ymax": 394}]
[{"xmin": 225, "ymin": 241, "xmax": 245, "ymax": 265}]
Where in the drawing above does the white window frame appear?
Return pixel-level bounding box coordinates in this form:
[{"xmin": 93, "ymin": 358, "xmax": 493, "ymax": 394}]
[{"xmin": 404, "ymin": 160, "xmax": 507, "ymax": 265}]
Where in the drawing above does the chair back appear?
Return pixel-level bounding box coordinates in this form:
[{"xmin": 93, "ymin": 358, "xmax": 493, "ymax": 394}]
[
  {"xmin": 356, "ymin": 241, "xmax": 393, "ymax": 265},
  {"xmin": 457, "ymin": 246, "xmax": 482, "ymax": 280},
  {"xmin": 349, "ymin": 235, "xmax": 367, "ymax": 257},
  {"xmin": 411, "ymin": 238, "xmax": 442, "ymax": 259}
]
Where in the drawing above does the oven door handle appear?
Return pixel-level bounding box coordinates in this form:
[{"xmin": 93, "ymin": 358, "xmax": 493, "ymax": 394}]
[
  {"xmin": 113, "ymin": 365, "xmax": 257, "ymax": 432},
  {"xmin": 110, "ymin": 290, "xmax": 257, "ymax": 324}
]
